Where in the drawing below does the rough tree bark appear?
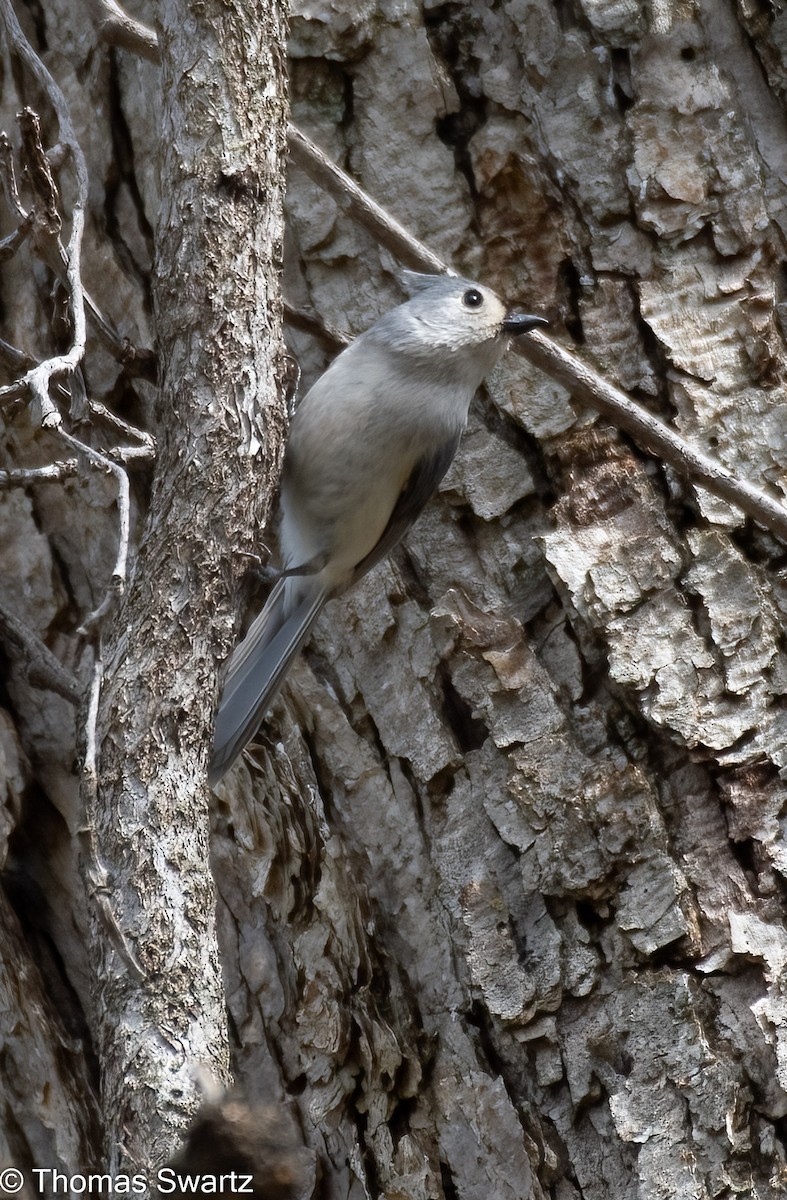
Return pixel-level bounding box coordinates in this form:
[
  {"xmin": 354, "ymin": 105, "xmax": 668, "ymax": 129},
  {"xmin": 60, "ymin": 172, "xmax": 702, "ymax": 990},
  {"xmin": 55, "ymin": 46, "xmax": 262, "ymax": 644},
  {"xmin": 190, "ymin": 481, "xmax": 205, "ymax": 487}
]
[
  {"xmin": 2, "ymin": 0, "xmax": 787, "ymax": 1198},
  {"xmin": 87, "ymin": 0, "xmax": 290, "ymax": 1172},
  {"xmin": 0, "ymin": 0, "xmax": 290, "ymax": 1180}
]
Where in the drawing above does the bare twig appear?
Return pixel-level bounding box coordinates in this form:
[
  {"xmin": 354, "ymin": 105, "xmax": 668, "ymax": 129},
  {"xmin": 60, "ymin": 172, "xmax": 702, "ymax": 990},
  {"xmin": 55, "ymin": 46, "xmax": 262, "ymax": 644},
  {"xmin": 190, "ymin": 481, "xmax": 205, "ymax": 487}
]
[
  {"xmin": 287, "ymin": 125, "xmax": 448, "ymax": 275},
  {"xmin": 0, "ymin": 129, "xmax": 25, "ymax": 218},
  {"xmin": 283, "ymin": 300, "xmax": 350, "ymax": 350},
  {"xmin": 0, "ymin": 0, "xmax": 90, "ymax": 430},
  {"xmin": 3, "ymin": 125, "xmax": 153, "ymax": 377},
  {"xmin": 80, "ymin": 648, "xmax": 102, "ymax": 789},
  {"xmin": 18, "ymin": 360, "xmax": 68, "ymax": 426},
  {"xmin": 0, "ymin": 336, "xmax": 35, "ymax": 373},
  {"xmin": 513, "ymin": 333, "xmax": 787, "ymax": 541},
  {"xmin": 0, "ymin": 598, "xmax": 80, "ymax": 704},
  {"xmin": 78, "ymin": 648, "xmax": 146, "ymax": 982},
  {"xmin": 85, "ymin": 0, "xmax": 160, "ymax": 63},
  {"xmin": 1, "ymin": 0, "xmax": 148, "ymax": 985},
  {"xmin": 0, "ymin": 419, "xmax": 136, "ymax": 632},
  {"xmin": 87, "ymin": 399, "xmax": 157, "ymax": 463},
  {"xmin": 18, "ymin": 107, "xmax": 61, "ymax": 234},
  {"xmin": 0, "ymin": 379, "xmax": 26, "ymax": 406},
  {"xmin": 57, "ymin": 428, "xmax": 131, "ymax": 624},
  {"xmin": 80, "ymin": 288, "xmax": 158, "ymax": 378},
  {"xmin": 0, "ymin": 209, "xmax": 33, "ymax": 259},
  {"xmin": 0, "ymin": 459, "xmax": 79, "ymax": 486}
]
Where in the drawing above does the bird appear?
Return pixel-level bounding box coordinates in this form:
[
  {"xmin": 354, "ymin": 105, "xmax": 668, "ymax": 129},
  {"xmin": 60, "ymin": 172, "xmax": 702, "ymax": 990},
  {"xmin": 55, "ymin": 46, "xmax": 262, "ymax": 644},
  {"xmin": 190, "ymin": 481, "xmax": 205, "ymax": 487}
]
[{"xmin": 209, "ymin": 272, "xmax": 547, "ymax": 784}]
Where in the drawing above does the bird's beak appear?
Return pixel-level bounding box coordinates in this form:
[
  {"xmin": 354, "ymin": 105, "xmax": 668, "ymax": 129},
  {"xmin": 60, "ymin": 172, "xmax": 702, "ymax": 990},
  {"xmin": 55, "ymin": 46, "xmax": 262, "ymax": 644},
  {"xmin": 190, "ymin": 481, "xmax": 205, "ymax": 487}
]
[{"xmin": 501, "ymin": 313, "xmax": 549, "ymax": 335}]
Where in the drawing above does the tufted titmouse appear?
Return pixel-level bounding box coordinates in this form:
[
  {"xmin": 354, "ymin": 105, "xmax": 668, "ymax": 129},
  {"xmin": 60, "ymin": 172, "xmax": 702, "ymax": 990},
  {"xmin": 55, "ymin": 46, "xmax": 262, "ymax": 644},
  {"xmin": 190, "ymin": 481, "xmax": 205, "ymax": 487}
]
[{"xmin": 209, "ymin": 272, "xmax": 547, "ymax": 784}]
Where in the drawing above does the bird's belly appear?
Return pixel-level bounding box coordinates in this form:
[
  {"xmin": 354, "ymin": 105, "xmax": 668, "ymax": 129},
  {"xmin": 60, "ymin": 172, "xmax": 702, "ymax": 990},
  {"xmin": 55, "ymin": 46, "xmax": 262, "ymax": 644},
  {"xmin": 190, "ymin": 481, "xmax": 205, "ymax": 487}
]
[
  {"xmin": 280, "ymin": 454, "xmax": 410, "ymax": 587},
  {"xmin": 316, "ymin": 471, "xmax": 405, "ymax": 586}
]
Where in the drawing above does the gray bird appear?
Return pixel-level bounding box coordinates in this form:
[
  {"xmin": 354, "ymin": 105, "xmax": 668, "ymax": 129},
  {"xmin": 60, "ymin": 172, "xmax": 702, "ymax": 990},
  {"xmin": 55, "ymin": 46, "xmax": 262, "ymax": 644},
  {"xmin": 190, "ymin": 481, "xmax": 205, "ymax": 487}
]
[{"xmin": 209, "ymin": 272, "xmax": 547, "ymax": 784}]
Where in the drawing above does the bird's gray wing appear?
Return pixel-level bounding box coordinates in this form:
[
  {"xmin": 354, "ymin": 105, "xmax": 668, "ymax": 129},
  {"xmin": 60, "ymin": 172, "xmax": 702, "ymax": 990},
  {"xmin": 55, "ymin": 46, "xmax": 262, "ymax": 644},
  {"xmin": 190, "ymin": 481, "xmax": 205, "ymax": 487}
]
[
  {"xmin": 211, "ymin": 434, "xmax": 462, "ymax": 783},
  {"xmin": 209, "ymin": 576, "xmax": 327, "ymax": 786},
  {"xmin": 349, "ymin": 432, "xmax": 461, "ymax": 587}
]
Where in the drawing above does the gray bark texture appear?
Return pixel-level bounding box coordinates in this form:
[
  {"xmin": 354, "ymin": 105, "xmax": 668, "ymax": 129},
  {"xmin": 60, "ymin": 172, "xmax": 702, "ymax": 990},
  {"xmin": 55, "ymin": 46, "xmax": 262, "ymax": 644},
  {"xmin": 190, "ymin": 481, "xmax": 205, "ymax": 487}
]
[
  {"xmin": 90, "ymin": 0, "xmax": 289, "ymax": 1172},
  {"xmin": 2, "ymin": 0, "xmax": 787, "ymax": 1197}
]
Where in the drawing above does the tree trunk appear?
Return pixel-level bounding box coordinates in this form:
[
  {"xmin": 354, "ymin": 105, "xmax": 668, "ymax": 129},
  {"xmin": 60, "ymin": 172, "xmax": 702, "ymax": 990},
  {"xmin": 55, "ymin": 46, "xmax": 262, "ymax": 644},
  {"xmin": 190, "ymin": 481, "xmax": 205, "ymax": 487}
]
[
  {"xmin": 0, "ymin": 0, "xmax": 290, "ymax": 1178},
  {"xmin": 2, "ymin": 0, "xmax": 787, "ymax": 1197},
  {"xmin": 87, "ymin": 0, "xmax": 289, "ymax": 1171}
]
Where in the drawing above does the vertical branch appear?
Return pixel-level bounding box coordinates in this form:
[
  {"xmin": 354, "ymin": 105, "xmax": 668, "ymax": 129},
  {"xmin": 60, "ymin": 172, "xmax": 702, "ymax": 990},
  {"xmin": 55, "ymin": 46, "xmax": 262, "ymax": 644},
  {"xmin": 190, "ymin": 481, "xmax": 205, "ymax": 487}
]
[{"xmin": 88, "ymin": 0, "xmax": 290, "ymax": 1171}]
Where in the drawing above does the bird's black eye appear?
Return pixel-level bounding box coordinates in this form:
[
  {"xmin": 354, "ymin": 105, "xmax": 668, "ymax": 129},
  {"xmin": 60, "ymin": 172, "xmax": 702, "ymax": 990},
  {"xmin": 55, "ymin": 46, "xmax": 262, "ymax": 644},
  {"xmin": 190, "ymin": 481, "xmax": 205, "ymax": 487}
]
[{"xmin": 462, "ymin": 288, "xmax": 484, "ymax": 309}]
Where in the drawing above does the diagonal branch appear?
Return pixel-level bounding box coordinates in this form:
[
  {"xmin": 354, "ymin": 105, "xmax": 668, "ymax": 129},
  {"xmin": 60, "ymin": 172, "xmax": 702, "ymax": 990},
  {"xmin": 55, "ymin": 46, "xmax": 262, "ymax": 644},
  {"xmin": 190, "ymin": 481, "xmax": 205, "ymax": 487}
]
[
  {"xmin": 514, "ymin": 332, "xmax": 787, "ymax": 542},
  {"xmin": 0, "ymin": 599, "xmax": 80, "ymax": 704},
  {"xmin": 87, "ymin": 399, "xmax": 157, "ymax": 464},
  {"xmin": 287, "ymin": 125, "xmax": 447, "ymax": 274},
  {"xmin": 84, "ymin": 0, "xmax": 160, "ymax": 63}
]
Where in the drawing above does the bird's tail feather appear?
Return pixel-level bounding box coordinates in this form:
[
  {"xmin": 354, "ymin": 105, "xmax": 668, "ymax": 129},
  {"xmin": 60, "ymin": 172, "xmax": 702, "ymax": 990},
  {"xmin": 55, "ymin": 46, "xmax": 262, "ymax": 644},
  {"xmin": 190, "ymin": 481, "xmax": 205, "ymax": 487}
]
[{"xmin": 209, "ymin": 578, "xmax": 327, "ymax": 786}]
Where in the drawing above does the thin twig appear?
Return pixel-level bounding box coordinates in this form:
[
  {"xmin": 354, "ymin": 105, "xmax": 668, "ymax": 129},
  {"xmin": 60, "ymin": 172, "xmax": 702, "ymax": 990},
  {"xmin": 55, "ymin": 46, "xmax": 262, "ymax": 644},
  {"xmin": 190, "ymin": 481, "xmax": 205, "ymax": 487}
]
[
  {"xmin": 0, "ymin": 379, "xmax": 26, "ymax": 406},
  {"xmin": 287, "ymin": 125, "xmax": 787, "ymax": 543},
  {"xmin": 287, "ymin": 125, "xmax": 448, "ymax": 275},
  {"xmin": 0, "ymin": 209, "xmax": 33, "ymax": 259},
  {"xmin": 0, "ymin": 129, "xmax": 26, "ymax": 218},
  {"xmin": 0, "ymin": 598, "xmax": 80, "ymax": 704},
  {"xmin": 283, "ymin": 300, "xmax": 350, "ymax": 350},
  {"xmin": 0, "ymin": 459, "xmax": 79, "ymax": 486},
  {"xmin": 4, "ymin": 121, "xmax": 154, "ymax": 376},
  {"xmin": 78, "ymin": 648, "xmax": 146, "ymax": 982},
  {"xmin": 80, "ymin": 287, "xmax": 157, "ymax": 378},
  {"xmin": 87, "ymin": 399, "xmax": 157, "ymax": 463},
  {"xmin": 0, "ymin": 336, "xmax": 35, "ymax": 373},
  {"xmin": 4, "ymin": 14, "xmax": 156, "ymax": 380},
  {"xmin": 2, "ymin": 0, "xmax": 147, "ymax": 983},
  {"xmin": 57, "ymin": 427, "xmax": 131, "ymax": 623},
  {"xmin": 0, "ymin": 0, "xmax": 90, "ymax": 430},
  {"xmin": 513, "ymin": 333, "xmax": 787, "ymax": 541},
  {"xmin": 18, "ymin": 107, "xmax": 61, "ymax": 234},
  {"xmin": 85, "ymin": 0, "xmax": 160, "ymax": 63},
  {"xmin": 80, "ymin": 648, "xmax": 102, "ymax": 789}
]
